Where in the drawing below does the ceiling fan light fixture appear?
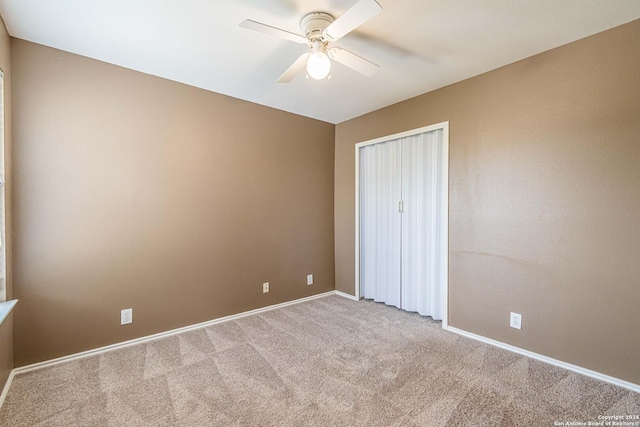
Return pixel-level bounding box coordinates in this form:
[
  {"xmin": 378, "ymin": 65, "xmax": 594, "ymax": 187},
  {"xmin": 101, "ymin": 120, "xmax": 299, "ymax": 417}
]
[
  {"xmin": 240, "ymin": 0, "xmax": 382, "ymax": 83},
  {"xmin": 307, "ymin": 51, "xmax": 331, "ymax": 80}
]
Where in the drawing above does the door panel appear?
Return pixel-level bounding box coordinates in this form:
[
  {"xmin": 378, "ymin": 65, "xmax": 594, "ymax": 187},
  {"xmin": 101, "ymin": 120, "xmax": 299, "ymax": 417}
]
[
  {"xmin": 360, "ymin": 140, "xmax": 402, "ymax": 308},
  {"xmin": 401, "ymin": 130, "xmax": 444, "ymax": 318}
]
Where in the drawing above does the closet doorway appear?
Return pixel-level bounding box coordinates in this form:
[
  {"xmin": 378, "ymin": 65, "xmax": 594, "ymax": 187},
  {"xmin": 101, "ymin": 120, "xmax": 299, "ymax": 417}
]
[{"xmin": 355, "ymin": 122, "xmax": 449, "ymax": 327}]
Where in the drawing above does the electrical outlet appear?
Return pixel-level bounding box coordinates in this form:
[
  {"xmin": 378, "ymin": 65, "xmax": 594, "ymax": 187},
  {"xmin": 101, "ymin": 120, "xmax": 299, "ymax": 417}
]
[
  {"xmin": 263, "ymin": 282, "xmax": 269, "ymax": 293},
  {"xmin": 121, "ymin": 308, "xmax": 133, "ymax": 325},
  {"xmin": 307, "ymin": 274, "xmax": 313, "ymax": 286},
  {"xmin": 510, "ymin": 312, "xmax": 522, "ymax": 330}
]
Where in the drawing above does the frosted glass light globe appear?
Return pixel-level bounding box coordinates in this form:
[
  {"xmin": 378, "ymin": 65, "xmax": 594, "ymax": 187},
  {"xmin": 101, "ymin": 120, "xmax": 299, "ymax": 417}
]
[{"xmin": 307, "ymin": 52, "xmax": 331, "ymax": 80}]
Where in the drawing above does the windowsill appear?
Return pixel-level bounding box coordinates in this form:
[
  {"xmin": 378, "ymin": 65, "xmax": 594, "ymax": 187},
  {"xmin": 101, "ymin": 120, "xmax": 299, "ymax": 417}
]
[{"xmin": 0, "ymin": 299, "xmax": 17, "ymax": 326}]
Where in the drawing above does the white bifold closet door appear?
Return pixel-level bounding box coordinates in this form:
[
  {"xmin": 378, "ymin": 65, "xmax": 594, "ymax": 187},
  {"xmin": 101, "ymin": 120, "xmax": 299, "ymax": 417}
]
[
  {"xmin": 360, "ymin": 128, "xmax": 445, "ymax": 319},
  {"xmin": 360, "ymin": 138, "xmax": 402, "ymax": 308}
]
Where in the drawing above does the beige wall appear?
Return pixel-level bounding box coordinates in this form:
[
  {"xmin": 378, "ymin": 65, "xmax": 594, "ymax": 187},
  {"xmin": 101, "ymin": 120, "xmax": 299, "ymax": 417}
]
[
  {"xmin": 0, "ymin": 15, "xmax": 12, "ymax": 391},
  {"xmin": 335, "ymin": 20, "xmax": 640, "ymax": 384},
  {"xmin": 11, "ymin": 39, "xmax": 335, "ymax": 366}
]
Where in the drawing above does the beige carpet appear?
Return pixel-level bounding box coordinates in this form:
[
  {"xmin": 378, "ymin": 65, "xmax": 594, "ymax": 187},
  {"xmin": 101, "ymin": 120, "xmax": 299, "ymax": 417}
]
[{"xmin": 0, "ymin": 295, "xmax": 638, "ymax": 426}]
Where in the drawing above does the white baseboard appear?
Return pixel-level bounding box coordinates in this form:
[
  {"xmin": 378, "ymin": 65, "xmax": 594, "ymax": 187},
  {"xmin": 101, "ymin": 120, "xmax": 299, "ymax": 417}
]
[
  {"xmin": 334, "ymin": 290, "xmax": 359, "ymax": 301},
  {"xmin": 0, "ymin": 370, "xmax": 15, "ymax": 410},
  {"xmin": 5, "ymin": 293, "xmax": 636, "ymax": 409},
  {"xmin": 446, "ymin": 326, "xmax": 640, "ymax": 394},
  {"xmin": 0, "ymin": 299, "xmax": 18, "ymax": 410},
  {"xmin": 0, "ymin": 290, "xmax": 336, "ymax": 408}
]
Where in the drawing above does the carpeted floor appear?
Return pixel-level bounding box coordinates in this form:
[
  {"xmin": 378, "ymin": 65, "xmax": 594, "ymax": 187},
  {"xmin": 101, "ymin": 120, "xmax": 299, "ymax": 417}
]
[{"xmin": 0, "ymin": 295, "xmax": 638, "ymax": 426}]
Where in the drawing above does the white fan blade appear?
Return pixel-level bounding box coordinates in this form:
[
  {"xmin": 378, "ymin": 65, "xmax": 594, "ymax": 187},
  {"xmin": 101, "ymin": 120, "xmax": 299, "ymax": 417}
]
[
  {"xmin": 328, "ymin": 47, "xmax": 379, "ymax": 77},
  {"xmin": 277, "ymin": 53, "xmax": 310, "ymax": 83},
  {"xmin": 323, "ymin": 0, "xmax": 382, "ymax": 41},
  {"xmin": 240, "ymin": 20, "xmax": 307, "ymax": 44}
]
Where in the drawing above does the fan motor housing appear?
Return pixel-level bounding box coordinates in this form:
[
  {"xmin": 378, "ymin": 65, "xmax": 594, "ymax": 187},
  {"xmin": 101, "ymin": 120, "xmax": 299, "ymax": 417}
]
[{"xmin": 300, "ymin": 12, "xmax": 334, "ymax": 40}]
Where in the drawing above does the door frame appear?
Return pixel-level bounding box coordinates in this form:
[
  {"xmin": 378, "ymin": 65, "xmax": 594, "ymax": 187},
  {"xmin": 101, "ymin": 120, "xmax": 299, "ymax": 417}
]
[{"xmin": 355, "ymin": 121, "xmax": 449, "ymax": 328}]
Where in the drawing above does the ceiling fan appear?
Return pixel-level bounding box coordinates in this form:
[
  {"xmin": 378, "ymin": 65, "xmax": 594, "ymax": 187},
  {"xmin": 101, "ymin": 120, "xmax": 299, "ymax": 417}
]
[{"xmin": 240, "ymin": 0, "xmax": 382, "ymax": 82}]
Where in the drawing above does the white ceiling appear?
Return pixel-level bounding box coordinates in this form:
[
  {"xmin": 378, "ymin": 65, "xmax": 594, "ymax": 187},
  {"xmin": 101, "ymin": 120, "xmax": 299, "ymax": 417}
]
[{"xmin": 0, "ymin": 1, "xmax": 639, "ymax": 124}]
